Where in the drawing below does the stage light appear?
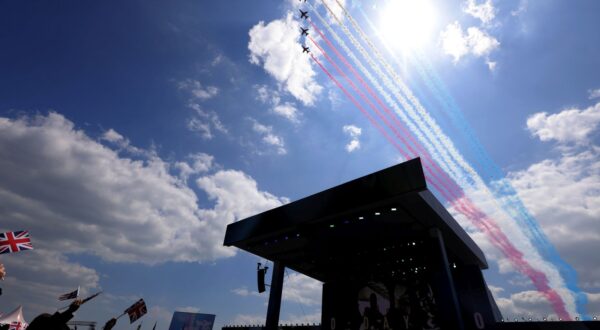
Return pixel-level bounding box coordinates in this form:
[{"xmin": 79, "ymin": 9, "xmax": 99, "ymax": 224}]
[
  {"xmin": 329, "ymin": 224, "xmax": 335, "ymax": 228},
  {"xmin": 358, "ymin": 216, "xmax": 364, "ymax": 220},
  {"xmin": 412, "ymin": 242, "xmax": 416, "ymax": 246},
  {"xmin": 543, "ymin": 318, "xmax": 547, "ymax": 321},
  {"xmin": 594, "ymin": 316, "xmax": 597, "ymax": 321},
  {"xmin": 375, "ymin": 212, "xmax": 381, "ymax": 216},
  {"xmin": 391, "ymin": 207, "xmax": 397, "ymax": 211}
]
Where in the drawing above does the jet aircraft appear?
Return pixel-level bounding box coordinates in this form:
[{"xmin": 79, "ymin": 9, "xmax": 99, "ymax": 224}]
[
  {"xmin": 302, "ymin": 45, "xmax": 310, "ymax": 53},
  {"xmin": 300, "ymin": 27, "xmax": 309, "ymax": 36},
  {"xmin": 299, "ymin": 10, "xmax": 308, "ymax": 19}
]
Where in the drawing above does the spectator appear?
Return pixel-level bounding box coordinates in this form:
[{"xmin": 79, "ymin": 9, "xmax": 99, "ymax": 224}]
[
  {"xmin": 103, "ymin": 318, "xmax": 117, "ymax": 330},
  {"xmin": 27, "ymin": 299, "xmax": 82, "ymax": 330},
  {"xmin": 0, "ymin": 263, "xmax": 5, "ymax": 280}
]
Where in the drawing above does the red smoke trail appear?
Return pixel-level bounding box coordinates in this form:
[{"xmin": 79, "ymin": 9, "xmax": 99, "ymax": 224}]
[
  {"xmin": 308, "ymin": 23, "xmax": 571, "ymax": 319},
  {"xmin": 309, "ymin": 36, "xmax": 456, "ymax": 199},
  {"xmin": 309, "ymin": 54, "xmax": 408, "ymax": 158},
  {"xmin": 310, "ymin": 53, "xmax": 451, "ymax": 196},
  {"xmin": 308, "ymin": 21, "xmax": 462, "ymax": 201}
]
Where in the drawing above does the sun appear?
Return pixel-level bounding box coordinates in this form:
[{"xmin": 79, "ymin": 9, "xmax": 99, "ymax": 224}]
[{"xmin": 377, "ymin": 0, "xmax": 438, "ymax": 52}]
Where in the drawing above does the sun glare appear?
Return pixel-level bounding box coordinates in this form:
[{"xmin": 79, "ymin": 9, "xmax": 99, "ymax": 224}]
[{"xmin": 378, "ymin": 0, "xmax": 438, "ymax": 52}]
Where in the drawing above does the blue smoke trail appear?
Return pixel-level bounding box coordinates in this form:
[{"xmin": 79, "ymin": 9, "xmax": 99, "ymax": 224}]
[{"xmin": 354, "ymin": 0, "xmax": 588, "ymax": 318}]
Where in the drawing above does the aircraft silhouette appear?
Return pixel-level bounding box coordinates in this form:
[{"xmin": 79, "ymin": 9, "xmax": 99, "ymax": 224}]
[
  {"xmin": 300, "ymin": 27, "xmax": 309, "ymax": 36},
  {"xmin": 299, "ymin": 10, "xmax": 308, "ymax": 19},
  {"xmin": 302, "ymin": 45, "xmax": 310, "ymax": 53}
]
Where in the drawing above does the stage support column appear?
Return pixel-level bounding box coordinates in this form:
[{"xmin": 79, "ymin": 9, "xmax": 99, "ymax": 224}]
[
  {"xmin": 266, "ymin": 261, "xmax": 285, "ymax": 330},
  {"xmin": 430, "ymin": 228, "xmax": 465, "ymax": 330}
]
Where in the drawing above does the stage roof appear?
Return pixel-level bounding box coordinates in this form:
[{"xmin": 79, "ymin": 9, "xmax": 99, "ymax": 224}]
[{"xmin": 224, "ymin": 158, "xmax": 487, "ymax": 282}]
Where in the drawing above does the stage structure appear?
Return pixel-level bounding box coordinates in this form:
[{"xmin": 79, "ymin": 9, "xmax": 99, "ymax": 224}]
[{"xmin": 224, "ymin": 158, "xmax": 597, "ymax": 330}]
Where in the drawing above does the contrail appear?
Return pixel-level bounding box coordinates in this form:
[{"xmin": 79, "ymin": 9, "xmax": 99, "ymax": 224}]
[
  {"xmin": 355, "ymin": 1, "xmax": 587, "ymax": 317},
  {"xmin": 327, "ymin": 0, "xmax": 577, "ymax": 318},
  {"xmin": 308, "ymin": 36, "xmax": 457, "ymax": 200},
  {"xmin": 309, "ymin": 33, "xmax": 570, "ymax": 318},
  {"xmin": 308, "ymin": 23, "xmax": 463, "ymax": 203},
  {"xmin": 310, "ymin": 0, "xmax": 575, "ymax": 318}
]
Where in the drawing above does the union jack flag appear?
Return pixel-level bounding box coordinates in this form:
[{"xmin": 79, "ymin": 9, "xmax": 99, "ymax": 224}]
[
  {"xmin": 0, "ymin": 231, "xmax": 33, "ymax": 255},
  {"xmin": 9, "ymin": 322, "xmax": 27, "ymax": 330},
  {"xmin": 58, "ymin": 286, "xmax": 80, "ymax": 301},
  {"xmin": 125, "ymin": 299, "xmax": 147, "ymax": 323}
]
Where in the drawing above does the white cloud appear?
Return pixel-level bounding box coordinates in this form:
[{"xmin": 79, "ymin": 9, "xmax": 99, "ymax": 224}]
[
  {"xmin": 273, "ymin": 103, "xmax": 300, "ymax": 124},
  {"xmin": 102, "ymin": 128, "xmax": 125, "ymax": 144},
  {"xmin": 464, "ymin": 0, "xmax": 496, "ymax": 25},
  {"xmin": 508, "ymin": 149, "xmax": 600, "ymax": 290},
  {"xmin": 511, "ymin": 0, "xmax": 528, "ymax": 16},
  {"xmin": 496, "ymin": 290, "xmax": 558, "ymax": 320},
  {"xmin": 255, "ymin": 84, "xmax": 281, "ymax": 106},
  {"xmin": 178, "ymin": 79, "xmax": 219, "ymax": 101},
  {"xmin": 254, "ymin": 85, "xmax": 300, "ymax": 124},
  {"xmin": 343, "ymin": 124, "xmax": 362, "ymax": 153},
  {"xmin": 588, "ymin": 88, "xmax": 600, "ymax": 100},
  {"xmin": 230, "ymin": 273, "xmax": 321, "ymax": 308},
  {"xmin": 0, "ymin": 112, "xmax": 289, "ymax": 320},
  {"xmin": 473, "ymin": 96, "xmax": 600, "ymax": 319},
  {"xmin": 440, "ymin": 22, "xmax": 499, "ymax": 65},
  {"xmin": 231, "ymin": 287, "xmax": 262, "ymax": 297},
  {"xmin": 280, "ymin": 311, "xmax": 321, "ymax": 324},
  {"xmin": 187, "ymin": 118, "xmax": 213, "ymax": 139},
  {"xmin": 175, "ymin": 306, "xmax": 202, "ymax": 313},
  {"xmin": 175, "ymin": 153, "xmax": 215, "ymax": 182},
  {"xmin": 467, "ymin": 27, "xmax": 500, "ymax": 57},
  {"xmin": 187, "ymin": 103, "xmax": 228, "ymax": 140},
  {"xmin": 0, "ymin": 250, "xmax": 100, "ymax": 317},
  {"xmin": 250, "ymin": 119, "xmax": 287, "ymax": 155},
  {"xmin": 282, "ymin": 273, "xmax": 322, "ymax": 306},
  {"xmin": 526, "ymin": 103, "xmax": 600, "ymax": 144},
  {"xmin": 0, "ymin": 113, "xmax": 286, "ymax": 264},
  {"xmin": 248, "ymin": 13, "xmax": 322, "ymax": 106},
  {"xmin": 230, "ymin": 314, "xmax": 265, "ymax": 326}
]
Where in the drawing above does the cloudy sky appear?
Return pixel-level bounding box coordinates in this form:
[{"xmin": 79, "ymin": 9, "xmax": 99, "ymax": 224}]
[{"xmin": 1, "ymin": 0, "xmax": 599, "ymax": 328}]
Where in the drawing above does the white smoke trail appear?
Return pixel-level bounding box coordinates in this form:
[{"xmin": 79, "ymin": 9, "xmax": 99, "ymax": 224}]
[{"xmin": 313, "ymin": 0, "xmax": 578, "ymax": 317}]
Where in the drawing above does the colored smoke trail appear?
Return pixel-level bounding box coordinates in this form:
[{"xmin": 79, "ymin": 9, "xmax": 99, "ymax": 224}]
[
  {"xmin": 307, "ymin": 0, "xmax": 576, "ymax": 318},
  {"xmin": 327, "ymin": 0, "xmax": 577, "ymax": 318},
  {"xmin": 308, "ymin": 23, "xmax": 463, "ymax": 203},
  {"xmin": 309, "ymin": 35, "xmax": 571, "ymax": 320},
  {"xmin": 311, "ymin": 1, "xmax": 464, "ymax": 187},
  {"xmin": 355, "ymin": 3, "xmax": 587, "ymax": 317},
  {"xmin": 308, "ymin": 34, "xmax": 458, "ymax": 201},
  {"xmin": 411, "ymin": 53, "xmax": 589, "ymax": 317}
]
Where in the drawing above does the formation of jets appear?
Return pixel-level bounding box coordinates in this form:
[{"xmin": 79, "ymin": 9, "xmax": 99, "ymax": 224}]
[{"xmin": 299, "ymin": 9, "xmax": 309, "ymax": 54}]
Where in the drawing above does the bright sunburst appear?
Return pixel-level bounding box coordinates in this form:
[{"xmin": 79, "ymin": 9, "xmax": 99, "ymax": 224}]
[{"xmin": 378, "ymin": 0, "xmax": 438, "ymax": 52}]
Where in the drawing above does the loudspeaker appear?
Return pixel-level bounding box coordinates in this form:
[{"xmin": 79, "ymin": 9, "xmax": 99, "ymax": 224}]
[{"xmin": 257, "ymin": 268, "xmax": 267, "ymax": 293}]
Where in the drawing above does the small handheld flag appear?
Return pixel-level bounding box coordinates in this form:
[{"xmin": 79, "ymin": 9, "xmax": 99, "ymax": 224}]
[
  {"xmin": 125, "ymin": 299, "xmax": 147, "ymax": 323},
  {"xmin": 59, "ymin": 286, "xmax": 80, "ymax": 301},
  {"xmin": 0, "ymin": 231, "xmax": 33, "ymax": 255}
]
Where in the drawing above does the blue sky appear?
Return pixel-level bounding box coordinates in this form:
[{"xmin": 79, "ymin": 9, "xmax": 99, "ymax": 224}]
[{"xmin": 1, "ymin": 0, "xmax": 600, "ymax": 328}]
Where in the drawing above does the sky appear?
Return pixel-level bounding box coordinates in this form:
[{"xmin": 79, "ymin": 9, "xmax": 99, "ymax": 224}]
[{"xmin": 0, "ymin": 0, "xmax": 600, "ymax": 328}]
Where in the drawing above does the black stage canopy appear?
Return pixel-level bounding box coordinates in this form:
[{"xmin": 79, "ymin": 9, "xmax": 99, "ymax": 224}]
[{"xmin": 224, "ymin": 158, "xmax": 487, "ymax": 283}]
